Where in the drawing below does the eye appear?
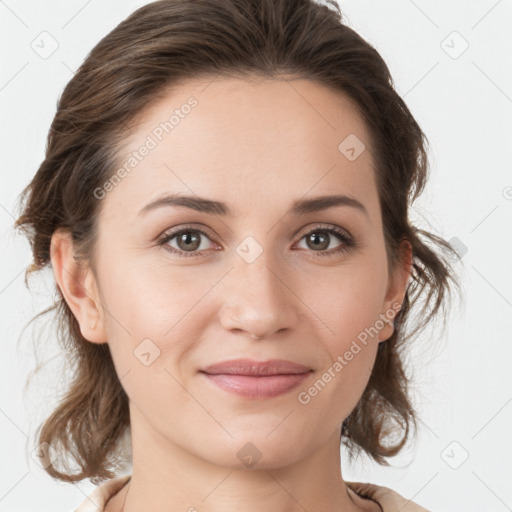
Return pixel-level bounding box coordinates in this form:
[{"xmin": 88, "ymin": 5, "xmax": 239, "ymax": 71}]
[
  {"xmin": 157, "ymin": 226, "xmax": 218, "ymax": 257},
  {"xmin": 294, "ymin": 224, "xmax": 355, "ymax": 258},
  {"xmin": 157, "ymin": 223, "xmax": 356, "ymax": 258}
]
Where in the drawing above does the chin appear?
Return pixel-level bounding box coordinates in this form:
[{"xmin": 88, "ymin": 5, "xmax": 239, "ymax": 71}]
[{"xmin": 196, "ymin": 432, "xmax": 308, "ymax": 470}]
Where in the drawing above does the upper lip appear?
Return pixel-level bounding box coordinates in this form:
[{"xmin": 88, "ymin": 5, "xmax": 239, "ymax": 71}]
[{"xmin": 200, "ymin": 358, "xmax": 312, "ymax": 376}]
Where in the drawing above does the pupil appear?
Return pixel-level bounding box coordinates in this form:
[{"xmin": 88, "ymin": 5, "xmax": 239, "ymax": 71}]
[
  {"xmin": 309, "ymin": 232, "xmax": 328, "ymax": 250},
  {"xmin": 180, "ymin": 232, "xmax": 199, "ymax": 251}
]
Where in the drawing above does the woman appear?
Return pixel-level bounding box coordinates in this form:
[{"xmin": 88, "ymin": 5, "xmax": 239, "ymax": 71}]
[{"xmin": 14, "ymin": 0, "xmax": 460, "ymax": 511}]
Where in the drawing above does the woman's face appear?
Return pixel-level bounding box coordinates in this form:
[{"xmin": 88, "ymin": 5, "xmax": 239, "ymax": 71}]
[{"xmin": 60, "ymin": 76, "xmax": 410, "ymax": 469}]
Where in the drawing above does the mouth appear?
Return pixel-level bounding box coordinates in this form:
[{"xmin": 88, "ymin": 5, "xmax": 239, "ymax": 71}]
[
  {"xmin": 200, "ymin": 373, "xmax": 312, "ymax": 399},
  {"xmin": 199, "ymin": 358, "xmax": 313, "ymax": 399},
  {"xmin": 200, "ymin": 358, "xmax": 312, "ymax": 376}
]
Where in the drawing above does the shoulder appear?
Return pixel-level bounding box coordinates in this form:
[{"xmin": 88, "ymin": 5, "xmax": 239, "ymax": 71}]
[
  {"xmin": 73, "ymin": 475, "xmax": 131, "ymax": 512},
  {"xmin": 345, "ymin": 480, "xmax": 432, "ymax": 512}
]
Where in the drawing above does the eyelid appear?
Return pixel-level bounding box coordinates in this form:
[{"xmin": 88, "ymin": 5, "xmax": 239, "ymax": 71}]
[
  {"xmin": 156, "ymin": 223, "xmax": 219, "ymax": 248},
  {"xmin": 157, "ymin": 222, "xmax": 356, "ymax": 257},
  {"xmin": 295, "ymin": 222, "xmax": 353, "ymax": 240}
]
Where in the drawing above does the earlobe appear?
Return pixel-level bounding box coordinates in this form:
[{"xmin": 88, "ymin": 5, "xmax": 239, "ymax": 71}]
[
  {"xmin": 50, "ymin": 228, "xmax": 107, "ymax": 344},
  {"xmin": 379, "ymin": 239, "xmax": 413, "ymax": 342}
]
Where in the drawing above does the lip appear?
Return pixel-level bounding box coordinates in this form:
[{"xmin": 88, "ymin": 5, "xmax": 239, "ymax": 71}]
[
  {"xmin": 199, "ymin": 358, "xmax": 313, "ymax": 399},
  {"xmin": 201, "ymin": 358, "xmax": 312, "ymax": 376}
]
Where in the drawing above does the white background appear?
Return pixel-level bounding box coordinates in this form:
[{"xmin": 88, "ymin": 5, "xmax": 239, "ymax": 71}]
[{"xmin": 1, "ymin": 1, "xmax": 511, "ymax": 511}]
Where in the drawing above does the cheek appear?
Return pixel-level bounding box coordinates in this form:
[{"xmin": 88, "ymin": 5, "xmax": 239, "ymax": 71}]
[
  {"xmin": 98, "ymin": 258, "xmax": 216, "ymax": 389},
  {"xmin": 97, "ymin": 260, "xmax": 200, "ymax": 416},
  {"xmin": 100, "ymin": 257, "xmax": 208, "ymax": 339},
  {"xmin": 299, "ymin": 258, "xmax": 387, "ymax": 406},
  {"xmin": 307, "ymin": 262, "xmax": 389, "ymax": 347},
  {"xmin": 297, "ymin": 274, "xmax": 384, "ymax": 426}
]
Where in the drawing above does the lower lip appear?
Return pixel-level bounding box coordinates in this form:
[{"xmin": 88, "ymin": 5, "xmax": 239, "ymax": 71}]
[{"xmin": 201, "ymin": 372, "xmax": 311, "ymax": 399}]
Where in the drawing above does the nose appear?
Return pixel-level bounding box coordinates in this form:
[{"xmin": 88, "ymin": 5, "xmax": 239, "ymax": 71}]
[{"xmin": 218, "ymin": 251, "xmax": 300, "ymax": 340}]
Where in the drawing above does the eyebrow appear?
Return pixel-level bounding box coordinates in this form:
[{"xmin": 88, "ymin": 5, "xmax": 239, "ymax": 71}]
[{"xmin": 138, "ymin": 193, "xmax": 369, "ymax": 218}]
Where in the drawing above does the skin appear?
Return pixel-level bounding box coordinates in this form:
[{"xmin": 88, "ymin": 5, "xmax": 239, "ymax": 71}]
[{"xmin": 50, "ymin": 75, "xmax": 412, "ymax": 512}]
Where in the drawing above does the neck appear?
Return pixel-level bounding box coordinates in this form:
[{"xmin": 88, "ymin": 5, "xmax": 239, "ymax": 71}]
[{"xmin": 119, "ymin": 407, "xmax": 368, "ymax": 512}]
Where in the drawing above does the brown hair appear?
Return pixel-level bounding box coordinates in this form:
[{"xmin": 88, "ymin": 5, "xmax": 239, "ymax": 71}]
[{"xmin": 14, "ymin": 0, "xmax": 462, "ymax": 484}]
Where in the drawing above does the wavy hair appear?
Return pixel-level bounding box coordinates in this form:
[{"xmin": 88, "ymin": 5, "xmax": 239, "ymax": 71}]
[{"xmin": 14, "ymin": 0, "xmax": 462, "ymax": 484}]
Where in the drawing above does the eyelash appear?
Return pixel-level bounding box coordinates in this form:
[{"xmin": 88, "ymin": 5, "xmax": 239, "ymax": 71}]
[{"xmin": 156, "ymin": 224, "xmax": 356, "ymax": 259}]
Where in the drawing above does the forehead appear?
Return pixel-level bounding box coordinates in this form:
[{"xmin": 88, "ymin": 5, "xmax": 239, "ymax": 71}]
[{"xmin": 103, "ymin": 75, "xmax": 378, "ymax": 220}]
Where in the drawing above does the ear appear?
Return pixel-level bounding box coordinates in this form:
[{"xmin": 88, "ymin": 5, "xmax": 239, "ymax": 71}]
[
  {"xmin": 50, "ymin": 228, "xmax": 107, "ymax": 344},
  {"xmin": 378, "ymin": 238, "xmax": 413, "ymax": 342}
]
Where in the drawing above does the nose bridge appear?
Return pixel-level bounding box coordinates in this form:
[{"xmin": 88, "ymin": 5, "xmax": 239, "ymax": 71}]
[
  {"xmin": 236, "ymin": 245, "xmax": 280, "ymax": 299},
  {"xmin": 219, "ymin": 238, "xmax": 298, "ymax": 338}
]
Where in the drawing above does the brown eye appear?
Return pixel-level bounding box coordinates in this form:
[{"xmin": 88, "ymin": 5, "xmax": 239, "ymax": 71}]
[
  {"xmin": 157, "ymin": 224, "xmax": 355, "ymax": 259},
  {"xmin": 296, "ymin": 226, "xmax": 355, "ymax": 257},
  {"xmin": 304, "ymin": 231, "xmax": 331, "ymax": 251},
  {"xmin": 158, "ymin": 227, "xmax": 216, "ymax": 257},
  {"xmin": 175, "ymin": 231, "xmax": 202, "ymax": 252}
]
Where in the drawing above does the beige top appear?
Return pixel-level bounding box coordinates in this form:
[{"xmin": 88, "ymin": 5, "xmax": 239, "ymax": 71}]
[{"xmin": 73, "ymin": 475, "xmax": 431, "ymax": 512}]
